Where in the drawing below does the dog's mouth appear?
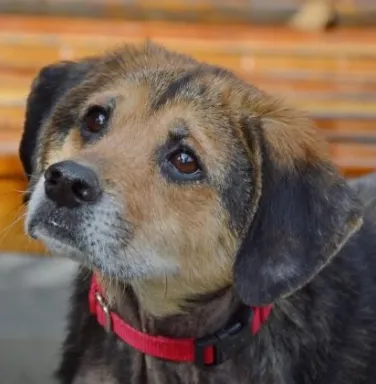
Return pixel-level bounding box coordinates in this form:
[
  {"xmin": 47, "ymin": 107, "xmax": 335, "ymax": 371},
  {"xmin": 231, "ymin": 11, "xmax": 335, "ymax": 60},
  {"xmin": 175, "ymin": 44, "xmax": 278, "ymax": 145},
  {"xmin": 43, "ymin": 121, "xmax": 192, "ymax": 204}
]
[
  {"xmin": 26, "ymin": 197, "xmax": 135, "ymax": 278},
  {"xmin": 27, "ymin": 201, "xmax": 91, "ymax": 255},
  {"xmin": 28, "ymin": 205, "xmax": 80, "ymax": 243},
  {"xmin": 25, "ymin": 177, "xmax": 131, "ymax": 256}
]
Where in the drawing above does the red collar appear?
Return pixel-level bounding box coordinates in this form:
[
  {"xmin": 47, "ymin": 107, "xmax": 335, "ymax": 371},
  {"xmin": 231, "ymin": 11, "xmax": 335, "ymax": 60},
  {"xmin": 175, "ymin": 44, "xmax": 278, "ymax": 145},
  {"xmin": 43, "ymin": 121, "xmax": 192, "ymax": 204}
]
[{"xmin": 89, "ymin": 274, "xmax": 272, "ymax": 367}]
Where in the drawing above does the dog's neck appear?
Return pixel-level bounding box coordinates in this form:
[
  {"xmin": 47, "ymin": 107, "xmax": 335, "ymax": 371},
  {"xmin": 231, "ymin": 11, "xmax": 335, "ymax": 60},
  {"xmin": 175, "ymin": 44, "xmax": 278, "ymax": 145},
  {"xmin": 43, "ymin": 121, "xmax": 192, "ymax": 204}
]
[
  {"xmin": 98, "ymin": 266, "xmax": 233, "ymax": 318},
  {"xmin": 99, "ymin": 275, "xmax": 242, "ymax": 339},
  {"xmin": 87, "ymin": 274, "xmax": 289, "ymax": 384}
]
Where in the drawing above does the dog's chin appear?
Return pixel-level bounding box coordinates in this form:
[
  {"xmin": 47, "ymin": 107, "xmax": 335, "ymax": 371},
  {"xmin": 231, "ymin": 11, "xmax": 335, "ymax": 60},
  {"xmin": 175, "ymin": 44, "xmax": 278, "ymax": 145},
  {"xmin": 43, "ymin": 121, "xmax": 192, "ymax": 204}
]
[
  {"xmin": 29, "ymin": 222, "xmax": 126, "ymax": 278},
  {"xmin": 30, "ymin": 224, "xmax": 86, "ymax": 260}
]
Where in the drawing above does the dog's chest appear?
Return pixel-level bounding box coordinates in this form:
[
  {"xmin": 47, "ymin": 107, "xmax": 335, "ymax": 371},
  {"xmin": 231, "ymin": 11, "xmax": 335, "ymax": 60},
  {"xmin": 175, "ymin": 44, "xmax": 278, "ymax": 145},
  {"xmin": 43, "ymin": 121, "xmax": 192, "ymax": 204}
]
[{"xmin": 71, "ymin": 351, "xmax": 252, "ymax": 384}]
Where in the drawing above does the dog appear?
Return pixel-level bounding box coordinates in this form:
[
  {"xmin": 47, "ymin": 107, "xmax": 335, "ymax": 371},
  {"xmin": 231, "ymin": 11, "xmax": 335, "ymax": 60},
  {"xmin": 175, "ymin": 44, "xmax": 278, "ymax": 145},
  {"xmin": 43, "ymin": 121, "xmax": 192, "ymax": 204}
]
[{"xmin": 19, "ymin": 42, "xmax": 376, "ymax": 383}]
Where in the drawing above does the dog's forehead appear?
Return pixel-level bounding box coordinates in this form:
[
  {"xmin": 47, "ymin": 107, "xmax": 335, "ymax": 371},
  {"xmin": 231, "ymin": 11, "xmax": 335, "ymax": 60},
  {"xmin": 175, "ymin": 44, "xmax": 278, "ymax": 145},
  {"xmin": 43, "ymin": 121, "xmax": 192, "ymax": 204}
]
[
  {"xmin": 89, "ymin": 66, "xmax": 227, "ymax": 113},
  {"xmin": 80, "ymin": 61, "xmax": 242, "ymax": 148},
  {"xmin": 81, "ymin": 45, "xmax": 236, "ymax": 114}
]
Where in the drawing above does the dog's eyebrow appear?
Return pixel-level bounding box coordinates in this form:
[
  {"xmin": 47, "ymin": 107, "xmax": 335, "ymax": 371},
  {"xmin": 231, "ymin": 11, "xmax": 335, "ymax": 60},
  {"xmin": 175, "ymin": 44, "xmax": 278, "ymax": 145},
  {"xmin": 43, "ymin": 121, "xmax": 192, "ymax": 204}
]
[
  {"xmin": 151, "ymin": 66, "xmax": 226, "ymax": 111},
  {"xmin": 168, "ymin": 126, "xmax": 189, "ymax": 141},
  {"xmin": 152, "ymin": 72, "xmax": 196, "ymax": 111}
]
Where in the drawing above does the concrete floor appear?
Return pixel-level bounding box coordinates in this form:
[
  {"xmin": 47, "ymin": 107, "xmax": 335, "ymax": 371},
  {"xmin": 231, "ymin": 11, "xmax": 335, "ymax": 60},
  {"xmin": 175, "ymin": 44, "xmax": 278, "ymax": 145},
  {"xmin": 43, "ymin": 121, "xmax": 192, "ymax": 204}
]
[{"xmin": 0, "ymin": 254, "xmax": 78, "ymax": 384}]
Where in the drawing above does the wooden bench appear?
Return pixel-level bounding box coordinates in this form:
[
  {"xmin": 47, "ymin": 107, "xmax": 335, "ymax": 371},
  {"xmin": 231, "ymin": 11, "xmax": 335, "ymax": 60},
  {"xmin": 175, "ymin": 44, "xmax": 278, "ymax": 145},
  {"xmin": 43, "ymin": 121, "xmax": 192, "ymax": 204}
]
[{"xmin": 0, "ymin": 16, "xmax": 375, "ymax": 254}]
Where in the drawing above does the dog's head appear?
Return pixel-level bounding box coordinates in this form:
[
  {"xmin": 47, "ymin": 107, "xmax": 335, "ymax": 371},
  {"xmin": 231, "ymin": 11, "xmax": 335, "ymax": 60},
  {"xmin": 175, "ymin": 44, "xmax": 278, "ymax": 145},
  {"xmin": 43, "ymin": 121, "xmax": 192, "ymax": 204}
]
[{"xmin": 20, "ymin": 43, "xmax": 362, "ymax": 315}]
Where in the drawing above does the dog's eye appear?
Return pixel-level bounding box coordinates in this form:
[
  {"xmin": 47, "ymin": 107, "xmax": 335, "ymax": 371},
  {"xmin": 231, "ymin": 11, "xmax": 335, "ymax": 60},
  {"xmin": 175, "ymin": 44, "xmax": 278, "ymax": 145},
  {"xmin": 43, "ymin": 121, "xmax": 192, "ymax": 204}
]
[
  {"xmin": 168, "ymin": 150, "xmax": 201, "ymax": 175},
  {"xmin": 82, "ymin": 106, "xmax": 109, "ymax": 135}
]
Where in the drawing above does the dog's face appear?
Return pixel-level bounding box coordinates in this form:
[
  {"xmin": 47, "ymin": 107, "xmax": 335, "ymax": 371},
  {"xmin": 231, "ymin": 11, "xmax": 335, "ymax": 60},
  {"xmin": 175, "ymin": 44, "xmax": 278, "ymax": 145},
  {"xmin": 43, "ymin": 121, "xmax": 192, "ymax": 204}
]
[{"xmin": 21, "ymin": 43, "xmax": 362, "ymax": 315}]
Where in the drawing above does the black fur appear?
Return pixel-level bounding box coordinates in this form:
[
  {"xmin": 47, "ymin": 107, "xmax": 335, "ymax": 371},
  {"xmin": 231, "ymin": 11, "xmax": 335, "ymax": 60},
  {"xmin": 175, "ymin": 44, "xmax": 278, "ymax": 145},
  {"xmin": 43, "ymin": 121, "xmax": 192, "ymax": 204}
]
[
  {"xmin": 151, "ymin": 66, "xmax": 227, "ymax": 111},
  {"xmin": 19, "ymin": 60, "xmax": 93, "ymax": 178},
  {"xmin": 234, "ymin": 124, "xmax": 362, "ymax": 306},
  {"xmin": 218, "ymin": 139, "xmax": 254, "ymax": 234},
  {"xmin": 152, "ymin": 72, "xmax": 197, "ymax": 110}
]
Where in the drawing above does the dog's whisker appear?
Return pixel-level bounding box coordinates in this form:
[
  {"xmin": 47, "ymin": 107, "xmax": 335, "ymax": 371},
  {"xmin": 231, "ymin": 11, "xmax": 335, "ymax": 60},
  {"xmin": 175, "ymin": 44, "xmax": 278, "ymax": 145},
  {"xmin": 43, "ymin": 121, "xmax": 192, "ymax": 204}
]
[{"xmin": 0, "ymin": 211, "xmax": 27, "ymax": 243}]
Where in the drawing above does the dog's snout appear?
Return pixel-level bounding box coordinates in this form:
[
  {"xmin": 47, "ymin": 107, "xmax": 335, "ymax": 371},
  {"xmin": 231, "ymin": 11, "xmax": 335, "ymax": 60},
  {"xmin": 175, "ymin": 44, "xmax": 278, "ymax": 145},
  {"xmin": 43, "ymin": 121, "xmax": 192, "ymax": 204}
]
[{"xmin": 44, "ymin": 160, "xmax": 102, "ymax": 208}]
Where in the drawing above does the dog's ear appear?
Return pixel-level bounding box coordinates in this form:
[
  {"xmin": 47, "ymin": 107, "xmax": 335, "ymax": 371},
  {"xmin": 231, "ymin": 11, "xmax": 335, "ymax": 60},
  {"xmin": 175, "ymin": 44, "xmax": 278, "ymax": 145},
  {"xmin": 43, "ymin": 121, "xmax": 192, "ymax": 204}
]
[
  {"xmin": 19, "ymin": 60, "xmax": 93, "ymax": 179},
  {"xmin": 233, "ymin": 108, "xmax": 363, "ymax": 307}
]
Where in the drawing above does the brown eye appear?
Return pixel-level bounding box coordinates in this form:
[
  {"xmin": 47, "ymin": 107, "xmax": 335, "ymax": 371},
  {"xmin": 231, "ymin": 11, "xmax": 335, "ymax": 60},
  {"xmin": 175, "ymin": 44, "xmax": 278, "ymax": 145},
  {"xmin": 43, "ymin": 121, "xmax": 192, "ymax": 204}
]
[
  {"xmin": 83, "ymin": 106, "xmax": 109, "ymax": 134},
  {"xmin": 169, "ymin": 150, "xmax": 201, "ymax": 175}
]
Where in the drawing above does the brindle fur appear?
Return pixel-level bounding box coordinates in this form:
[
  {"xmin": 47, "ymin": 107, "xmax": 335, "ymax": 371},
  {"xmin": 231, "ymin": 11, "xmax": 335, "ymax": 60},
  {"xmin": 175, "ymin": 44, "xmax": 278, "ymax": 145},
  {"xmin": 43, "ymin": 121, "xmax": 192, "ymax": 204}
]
[{"xmin": 19, "ymin": 42, "xmax": 376, "ymax": 384}]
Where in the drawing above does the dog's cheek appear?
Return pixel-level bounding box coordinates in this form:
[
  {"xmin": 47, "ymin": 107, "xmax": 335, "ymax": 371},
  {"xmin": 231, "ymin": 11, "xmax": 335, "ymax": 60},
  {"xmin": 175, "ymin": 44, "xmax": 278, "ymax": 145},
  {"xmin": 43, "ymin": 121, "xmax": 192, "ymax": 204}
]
[
  {"xmin": 179, "ymin": 215, "xmax": 237, "ymax": 290},
  {"xmin": 139, "ymin": 181, "xmax": 237, "ymax": 287}
]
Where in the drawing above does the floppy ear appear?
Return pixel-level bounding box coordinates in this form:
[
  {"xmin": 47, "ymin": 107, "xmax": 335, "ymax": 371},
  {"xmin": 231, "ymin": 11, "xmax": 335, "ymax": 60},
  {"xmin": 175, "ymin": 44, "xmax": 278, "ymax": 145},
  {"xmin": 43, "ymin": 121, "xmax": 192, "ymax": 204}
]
[
  {"xmin": 233, "ymin": 112, "xmax": 363, "ymax": 307},
  {"xmin": 19, "ymin": 60, "xmax": 93, "ymax": 179}
]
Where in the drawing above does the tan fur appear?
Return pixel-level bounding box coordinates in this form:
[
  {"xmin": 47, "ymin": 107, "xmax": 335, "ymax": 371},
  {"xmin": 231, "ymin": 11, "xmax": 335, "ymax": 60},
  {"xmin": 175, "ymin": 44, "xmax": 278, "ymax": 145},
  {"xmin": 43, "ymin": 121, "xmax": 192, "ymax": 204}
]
[
  {"xmin": 78, "ymin": 88, "xmax": 239, "ymax": 315},
  {"xmin": 255, "ymin": 101, "xmax": 329, "ymax": 170},
  {"xmin": 44, "ymin": 128, "xmax": 83, "ymax": 168},
  {"xmin": 35, "ymin": 42, "xmax": 335, "ymax": 317}
]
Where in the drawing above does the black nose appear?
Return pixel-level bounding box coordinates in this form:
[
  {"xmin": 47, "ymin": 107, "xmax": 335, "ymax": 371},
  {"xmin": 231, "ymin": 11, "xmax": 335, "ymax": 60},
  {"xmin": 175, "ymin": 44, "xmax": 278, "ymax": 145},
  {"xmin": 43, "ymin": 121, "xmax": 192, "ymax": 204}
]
[{"xmin": 44, "ymin": 161, "xmax": 102, "ymax": 208}]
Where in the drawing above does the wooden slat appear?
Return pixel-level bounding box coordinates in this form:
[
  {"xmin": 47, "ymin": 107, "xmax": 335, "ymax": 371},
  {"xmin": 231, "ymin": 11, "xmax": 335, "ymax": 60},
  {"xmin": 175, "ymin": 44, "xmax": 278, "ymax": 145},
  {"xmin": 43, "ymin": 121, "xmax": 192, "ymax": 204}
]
[
  {"xmin": 1, "ymin": 16, "xmax": 376, "ymax": 46},
  {"xmin": 0, "ymin": 0, "xmax": 374, "ymax": 25},
  {"xmin": 316, "ymin": 118, "xmax": 376, "ymax": 133}
]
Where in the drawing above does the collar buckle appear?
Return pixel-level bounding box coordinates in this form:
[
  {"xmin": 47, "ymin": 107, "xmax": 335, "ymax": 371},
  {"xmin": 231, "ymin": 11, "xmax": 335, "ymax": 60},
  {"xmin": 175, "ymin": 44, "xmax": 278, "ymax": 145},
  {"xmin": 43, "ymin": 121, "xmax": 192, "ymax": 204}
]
[
  {"xmin": 194, "ymin": 308, "xmax": 253, "ymax": 368},
  {"xmin": 95, "ymin": 291, "xmax": 112, "ymax": 333}
]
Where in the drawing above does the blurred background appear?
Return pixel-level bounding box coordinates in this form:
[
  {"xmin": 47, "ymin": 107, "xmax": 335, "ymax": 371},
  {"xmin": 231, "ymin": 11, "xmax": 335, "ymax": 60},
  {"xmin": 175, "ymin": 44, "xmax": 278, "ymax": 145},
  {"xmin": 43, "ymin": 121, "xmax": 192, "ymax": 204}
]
[{"xmin": 0, "ymin": 0, "xmax": 375, "ymax": 383}]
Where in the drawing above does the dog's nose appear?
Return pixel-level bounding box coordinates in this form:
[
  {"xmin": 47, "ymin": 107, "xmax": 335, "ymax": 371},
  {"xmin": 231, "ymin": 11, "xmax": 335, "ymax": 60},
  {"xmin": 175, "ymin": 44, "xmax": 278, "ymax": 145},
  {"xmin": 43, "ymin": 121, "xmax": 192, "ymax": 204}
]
[{"xmin": 44, "ymin": 161, "xmax": 102, "ymax": 208}]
